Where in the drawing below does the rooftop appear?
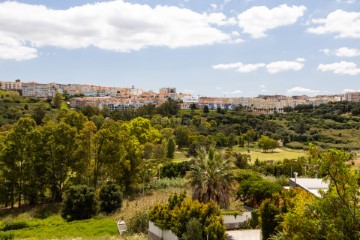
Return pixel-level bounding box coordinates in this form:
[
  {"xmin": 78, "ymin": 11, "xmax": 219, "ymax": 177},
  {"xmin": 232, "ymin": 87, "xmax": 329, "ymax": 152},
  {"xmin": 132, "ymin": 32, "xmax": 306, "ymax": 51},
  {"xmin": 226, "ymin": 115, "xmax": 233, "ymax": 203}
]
[{"xmin": 289, "ymin": 178, "xmax": 329, "ymax": 198}]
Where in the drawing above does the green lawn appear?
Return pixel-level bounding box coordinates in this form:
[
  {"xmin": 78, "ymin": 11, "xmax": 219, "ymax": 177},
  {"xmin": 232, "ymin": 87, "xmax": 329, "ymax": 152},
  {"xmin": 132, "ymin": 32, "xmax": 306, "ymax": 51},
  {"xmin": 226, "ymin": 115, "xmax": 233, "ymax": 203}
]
[
  {"xmin": 0, "ymin": 204, "xmax": 147, "ymax": 240},
  {"xmin": 234, "ymin": 146, "xmax": 307, "ymax": 162},
  {"xmin": 172, "ymin": 150, "xmax": 191, "ymax": 162}
]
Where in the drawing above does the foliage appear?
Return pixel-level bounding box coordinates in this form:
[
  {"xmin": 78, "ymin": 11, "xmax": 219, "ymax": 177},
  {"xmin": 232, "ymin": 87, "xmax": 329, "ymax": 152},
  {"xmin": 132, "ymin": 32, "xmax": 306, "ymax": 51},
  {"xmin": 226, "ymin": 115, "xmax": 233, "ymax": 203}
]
[
  {"xmin": 233, "ymin": 152, "xmax": 251, "ymax": 168},
  {"xmin": 99, "ymin": 182, "xmax": 123, "ymax": 214},
  {"xmin": 166, "ymin": 137, "xmax": 176, "ymax": 158},
  {"xmin": 182, "ymin": 218, "xmax": 203, "ymax": 240},
  {"xmin": 0, "ymin": 232, "xmax": 14, "ymax": 240},
  {"xmin": 2, "ymin": 221, "xmax": 29, "ymax": 231},
  {"xmin": 126, "ymin": 210, "xmax": 149, "ymax": 234},
  {"xmin": 160, "ymin": 161, "xmax": 192, "ymax": 178},
  {"xmin": 61, "ymin": 185, "xmax": 98, "ymax": 221},
  {"xmin": 266, "ymin": 148, "xmax": 360, "ymax": 240},
  {"xmin": 51, "ymin": 92, "xmax": 63, "ymax": 109},
  {"xmin": 237, "ymin": 179, "xmax": 282, "ymax": 207},
  {"xmin": 149, "ymin": 193, "xmax": 226, "ymax": 240},
  {"xmin": 258, "ymin": 135, "xmax": 279, "ymax": 152},
  {"xmin": 260, "ymin": 199, "xmax": 280, "ymax": 240},
  {"xmin": 188, "ymin": 147, "xmax": 235, "ymax": 208}
]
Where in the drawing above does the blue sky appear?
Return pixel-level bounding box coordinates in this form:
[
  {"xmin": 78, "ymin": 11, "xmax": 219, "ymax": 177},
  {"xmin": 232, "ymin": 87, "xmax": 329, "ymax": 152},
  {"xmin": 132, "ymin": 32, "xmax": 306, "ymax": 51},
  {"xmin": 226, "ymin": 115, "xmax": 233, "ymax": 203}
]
[{"xmin": 0, "ymin": 0, "xmax": 359, "ymax": 97}]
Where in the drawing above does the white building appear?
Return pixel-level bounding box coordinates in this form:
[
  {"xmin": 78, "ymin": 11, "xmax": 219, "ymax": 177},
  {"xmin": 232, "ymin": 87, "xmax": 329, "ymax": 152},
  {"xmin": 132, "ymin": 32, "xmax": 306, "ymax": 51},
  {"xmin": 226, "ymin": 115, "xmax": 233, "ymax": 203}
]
[
  {"xmin": 0, "ymin": 79, "xmax": 22, "ymax": 91},
  {"xmin": 22, "ymin": 82, "xmax": 62, "ymax": 98}
]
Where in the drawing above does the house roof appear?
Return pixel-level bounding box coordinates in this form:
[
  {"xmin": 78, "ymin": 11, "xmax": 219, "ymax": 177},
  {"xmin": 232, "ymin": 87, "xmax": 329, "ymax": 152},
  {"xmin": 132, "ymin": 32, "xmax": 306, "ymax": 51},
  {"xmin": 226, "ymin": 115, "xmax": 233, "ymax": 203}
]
[{"xmin": 289, "ymin": 178, "xmax": 329, "ymax": 198}]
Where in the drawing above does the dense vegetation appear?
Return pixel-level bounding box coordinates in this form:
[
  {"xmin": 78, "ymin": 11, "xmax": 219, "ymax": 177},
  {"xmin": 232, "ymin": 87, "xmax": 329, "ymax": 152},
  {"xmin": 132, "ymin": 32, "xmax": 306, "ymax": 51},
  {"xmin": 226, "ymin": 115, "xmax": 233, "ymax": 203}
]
[{"xmin": 0, "ymin": 90, "xmax": 359, "ymax": 239}]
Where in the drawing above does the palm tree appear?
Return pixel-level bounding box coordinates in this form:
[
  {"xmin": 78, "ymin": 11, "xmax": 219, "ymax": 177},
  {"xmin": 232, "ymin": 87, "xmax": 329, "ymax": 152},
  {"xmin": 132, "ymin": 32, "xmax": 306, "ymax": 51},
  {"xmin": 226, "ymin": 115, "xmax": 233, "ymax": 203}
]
[{"xmin": 188, "ymin": 147, "xmax": 235, "ymax": 209}]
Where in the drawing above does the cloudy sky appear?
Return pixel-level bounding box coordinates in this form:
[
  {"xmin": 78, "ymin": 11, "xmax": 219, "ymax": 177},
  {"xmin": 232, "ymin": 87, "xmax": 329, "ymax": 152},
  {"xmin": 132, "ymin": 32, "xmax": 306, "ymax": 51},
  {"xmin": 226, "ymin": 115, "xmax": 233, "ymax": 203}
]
[{"xmin": 0, "ymin": 0, "xmax": 359, "ymax": 97}]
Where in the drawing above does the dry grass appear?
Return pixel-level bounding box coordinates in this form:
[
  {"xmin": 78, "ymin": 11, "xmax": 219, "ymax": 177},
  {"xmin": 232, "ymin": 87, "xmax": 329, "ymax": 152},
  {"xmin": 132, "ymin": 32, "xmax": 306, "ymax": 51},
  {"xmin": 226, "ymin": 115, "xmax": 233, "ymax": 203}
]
[{"xmin": 114, "ymin": 187, "xmax": 188, "ymax": 221}]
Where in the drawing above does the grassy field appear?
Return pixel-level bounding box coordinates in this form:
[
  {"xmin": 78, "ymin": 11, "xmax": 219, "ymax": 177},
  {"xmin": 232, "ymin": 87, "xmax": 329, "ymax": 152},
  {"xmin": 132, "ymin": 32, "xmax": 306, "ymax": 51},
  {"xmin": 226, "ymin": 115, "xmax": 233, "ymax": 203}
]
[
  {"xmin": 233, "ymin": 146, "xmax": 307, "ymax": 162},
  {"xmin": 172, "ymin": 150, "xmax": 191, "ymax": 162},
  {"xmin": 0, "ymin": 187, "xmax": 186, "ymax": 240}
]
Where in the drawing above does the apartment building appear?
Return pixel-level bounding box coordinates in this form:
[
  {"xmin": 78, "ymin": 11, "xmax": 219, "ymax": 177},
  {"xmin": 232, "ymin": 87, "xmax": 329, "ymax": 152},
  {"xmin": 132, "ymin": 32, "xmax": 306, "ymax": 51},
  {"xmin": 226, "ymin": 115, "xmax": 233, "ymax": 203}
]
[
  {"xmin": 22, "ymin": 82, "xmax": 62, "ymax": 98},
  {"xmin": 0, "ymin": 79, "xmax": 22, "ymax": 91},
  {"xmin": 344, "ymin": 92, "xmax": 360, "ymax": 102}
]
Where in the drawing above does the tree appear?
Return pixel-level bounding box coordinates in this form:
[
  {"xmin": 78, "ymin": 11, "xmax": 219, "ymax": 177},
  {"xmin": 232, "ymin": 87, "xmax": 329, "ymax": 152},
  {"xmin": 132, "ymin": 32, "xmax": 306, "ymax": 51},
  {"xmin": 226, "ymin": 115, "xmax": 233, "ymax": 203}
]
[
  {"xmin": 260, "ymin": 199, "xmax": 280, "ymax": 240},
  {"xmin": 258, "ymin": 135, "xmax": 279, "ymax": 152},
  {"xmin": 237, "ymin": 179, "xmax": 282, "ymax": 207},
  {"xmin": 203, "ymin": 105, "xmax": 209, "ymax": 113},
  {"xmin": 188, "ymin": 147, "xmax": 235, "ymax": 208},
  {"xmin": 156, "ymin": 99, "xmax": 180, "ymax": 116},
  {"xmin": 31, "ymin": 105, "xmax": 47, "ymax": 125},
  {"xmin": 174, "ymin": 126, "xmax": 191, "ymax": 149},
  {"xmin": 61, "ymin": 185, "xmax": 98, "ymax": 221},
  {"xmin": 245, "ymin": 129, "xmax": 256, "ymax": 147},
  {"xmin": 39, "ymin": 121, "xmax": 77, "ymax": 201},
  {"xmin": 52, "ymin": 91, "xmax": 63, "ymax": 109},
  {"xmin": 167, "ymin": 137, "xmax": 176, "ymax": 159},
  {"xmin": 273, "ymin": 149, "xmax": 360, "ymax": 239},
  {"xmin": 233, "ymin": 152, "xmax": 251, "ymax": 169},
  {"xmin": 190, "ymin": 103, "xmax": 197, "ymax": 110},
  {"xmin": 1, "ymin": 118, "xmax": 37, "ymax": 207},
  {"xmin": 99, "ymin": 182, "xmax": 123, "ymax": 214}
]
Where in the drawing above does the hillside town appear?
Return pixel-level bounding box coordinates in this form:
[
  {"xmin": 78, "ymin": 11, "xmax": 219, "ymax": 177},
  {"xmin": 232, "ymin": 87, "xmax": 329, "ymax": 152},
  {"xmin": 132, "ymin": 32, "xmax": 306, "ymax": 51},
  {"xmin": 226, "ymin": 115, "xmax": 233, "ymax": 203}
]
[{"xmin": 1, "ymin": 79, "xmax": 359, "ymax": 114}]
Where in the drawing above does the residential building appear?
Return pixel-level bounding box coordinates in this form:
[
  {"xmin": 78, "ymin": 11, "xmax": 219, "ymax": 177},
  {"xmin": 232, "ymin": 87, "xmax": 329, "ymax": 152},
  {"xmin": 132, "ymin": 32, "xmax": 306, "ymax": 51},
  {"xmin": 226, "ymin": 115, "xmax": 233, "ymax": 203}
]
[
  {"xmin": 344, "ymin": 92, "xmax": 360, "ymax": 102},
  {"xmin": 0, "ymin": 79, "xmax": 22, "ymax": 91}
]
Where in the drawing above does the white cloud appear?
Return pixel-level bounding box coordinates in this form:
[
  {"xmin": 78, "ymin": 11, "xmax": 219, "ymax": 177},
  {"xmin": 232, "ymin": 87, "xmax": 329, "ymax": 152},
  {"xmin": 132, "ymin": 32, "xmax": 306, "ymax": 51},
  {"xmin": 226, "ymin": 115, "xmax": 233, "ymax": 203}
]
[
  {"xmin": 318, "ymin": 61, "xmax": 360, "ymax": 75},
  {"xmin": 287, "ymin": 87, "xmax": 320, "ymax": 95},
  {"xmin": 343, "ymin": 89, "xmax": 356, "ymax": 92},
  {"xmin": 210, "ymin": 4, "xmax": 217, "ymax": 10},
  {"xmin": 237, "ymin": 4, "xmax": 306, "ymax": 38},
  {"xmin": 0, "ymin": 1, "xmax": 232, "ymax": 60},
  {"xmin": 337, "ymin": 0, "xmax": 357, "ymax": 3},
  {"xmin": 230, "ymin": 90, "xmax": 242, "ymax": 94},
  {"xmin": 213, "ymin": 58, "xmax": 305, "ymax": 74},
  {"xmin": 260, "ymin": 85, "xmax": 266, "ymax": 88},
  {"xmin": 296, "ymin": 58, "xmax": 306, "ymax": 62},
  {"xmin": 212, "ymin": 62, "xmax": 265, "ymax": 72},
  {"xmin": 335, "ymin": 47, "xmax": 360, "ymax": 57},
  {"xmin": 308, "ymin": 10, "xmax": 360, "ymax": 38},
  {"xmin": 266, "ymin": 61, "xmax": 304, "ymax": 74},
  {"xmin": 212, "ymin": 62, "xmax": 243, "ymax": 70},
  {"xmin": 224, "ymin": 90, "xmax": 242, "ymax": 95},
  {"xmin": 0, "ymin": 36, "xmax": 37, "ymax": 61},
  {"xmin": 320, "ymin": 47, "xmax": 360, "ymax": 57},
  {"xmin": 320, "ymin": 49, "xmax": 331, "ymax": 55},
  {"xmin": 237, "ymin": 63, "xmax": 265, "ymax": 73}
]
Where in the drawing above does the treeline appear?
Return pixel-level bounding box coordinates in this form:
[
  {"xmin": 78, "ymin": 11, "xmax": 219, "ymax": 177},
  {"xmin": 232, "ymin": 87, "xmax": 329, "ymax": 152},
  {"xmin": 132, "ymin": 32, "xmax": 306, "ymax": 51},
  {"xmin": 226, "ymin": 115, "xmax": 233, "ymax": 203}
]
[{"xmin": 0, "ymin": 111, "xmax": 177, "ymax": 208}]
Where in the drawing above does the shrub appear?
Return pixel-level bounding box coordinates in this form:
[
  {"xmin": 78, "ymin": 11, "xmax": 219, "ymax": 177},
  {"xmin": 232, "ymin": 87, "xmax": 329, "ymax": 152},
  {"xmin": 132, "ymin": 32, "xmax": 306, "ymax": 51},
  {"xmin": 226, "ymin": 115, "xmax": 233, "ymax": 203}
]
[
  {"xmin": 0, "ymin": 232, "xmax": 14, "ymax": 240},
  {"xmin": 182, "ymin": 218, "xmax": 203, "ymax": 240},
  {"xmin": 99, "ymin": 182, "xmax": 123, "ymax": 214},
  {"xmin": 150, "ymin": 177, "xmax": 185, "ymax": 190},
  {"xmin": 149, "ymin": 193, "xmax": 226, "ymax": 240},
  {"xmin": 2, "ymin": 221, "xmax": 29, "ymax": 231},
  {"xmin": 61, "ymin": 185, "xmax": 98, "ymax": 221},
  {"xmin": 126, "ymin": 210, "xmax": 149, "ymax": 234}
]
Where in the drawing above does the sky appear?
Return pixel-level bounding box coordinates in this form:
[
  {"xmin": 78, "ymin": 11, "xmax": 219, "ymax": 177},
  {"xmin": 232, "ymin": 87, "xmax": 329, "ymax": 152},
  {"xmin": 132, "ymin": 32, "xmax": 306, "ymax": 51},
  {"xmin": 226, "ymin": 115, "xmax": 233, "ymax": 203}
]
[{"xmin": 0, "ymin": 0, "xmax": 359, "ymax": 97}]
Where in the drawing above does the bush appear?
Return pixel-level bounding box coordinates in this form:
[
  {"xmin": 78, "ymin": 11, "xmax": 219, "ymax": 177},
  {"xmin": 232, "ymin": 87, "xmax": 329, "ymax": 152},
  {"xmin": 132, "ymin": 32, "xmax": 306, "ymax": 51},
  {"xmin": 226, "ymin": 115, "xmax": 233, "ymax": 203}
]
[
  {"xmin": 182, "ymin": 218, "xmax": 203, "ymax": 240},
  {"xmin": 0, "ymin": 232, "xmax": 14, "ymax": 240},
  {"xmin": 149, "ymin": 193, "xmax": 226, "ymax": 240},
  {"xmin": 99, "ymin": 182, "xmax": 123, "ymax": 214},
  {"xmin": 61, "ymin": 185, "xmax": 98, "ymax": 221},
  {"xmin": 126, "ymin": 210, "xmax": 149, "ymax": 234},
  {"xmin": 2, "ymin": 221, "xmax": 29, "ymax": 231}
]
